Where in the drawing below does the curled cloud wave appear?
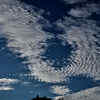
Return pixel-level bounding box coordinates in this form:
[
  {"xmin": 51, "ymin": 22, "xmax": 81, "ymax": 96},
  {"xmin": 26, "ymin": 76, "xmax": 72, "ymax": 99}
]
[
  {"xmin": 0, "ymin": 0, "xmax": 100, "ymax": 85},
  {"xmin": 58, "ymin": 18, "xmax": 100, "ymax": 76}
]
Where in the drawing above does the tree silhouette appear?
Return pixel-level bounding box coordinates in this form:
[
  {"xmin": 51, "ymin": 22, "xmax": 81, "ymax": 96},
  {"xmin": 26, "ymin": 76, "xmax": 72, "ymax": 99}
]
[{"xmin": 32, "ymin": 95, "xmax": 52, "ymax": 100}]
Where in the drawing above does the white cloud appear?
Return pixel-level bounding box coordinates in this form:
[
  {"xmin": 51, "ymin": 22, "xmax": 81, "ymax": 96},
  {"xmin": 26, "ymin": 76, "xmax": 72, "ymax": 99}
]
[
  {"xmin": 0, "ymin": 78, "xmax": 19, "ymax": 85},
  {"xmin": 68, "ymin": 8, "xmax": 91, "ymax": 18},
  {"xmin": 63, "ymin": 87, "xmax": 100, "ymax": 100},
  {"xmin": 0, "ymin": 86, "xmax": 14, "ymax": 91},
  {"xmin": 51, "ymin": 85, "xmax": 70, "ymax": 95},
  {"xmin": 0, "ymin": 78, "xmax": 19, "ymax": 91},
  {"xmin": 68, "ymin": 3, "xmax": 100, "ymax": 18},
  {"xmin": 63, "ymin": 0, "xmax": 87, "ymax": 4}
]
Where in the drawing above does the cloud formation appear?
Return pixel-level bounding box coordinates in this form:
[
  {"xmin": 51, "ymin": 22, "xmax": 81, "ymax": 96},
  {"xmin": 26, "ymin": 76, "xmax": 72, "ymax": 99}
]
[
  {"xmin": 0, "ymin": 0, "xmax": 100, "ymax": 97},
  {"xmin": 0, "ymin": 78, "xmax": 19, "ymax": 91}
]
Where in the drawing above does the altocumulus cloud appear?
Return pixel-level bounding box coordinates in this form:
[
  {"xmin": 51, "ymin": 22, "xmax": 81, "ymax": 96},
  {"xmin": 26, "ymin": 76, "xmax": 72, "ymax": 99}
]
[{"xmin": 0, "ymin": 0, "xmax": 100, "ymax": 98}]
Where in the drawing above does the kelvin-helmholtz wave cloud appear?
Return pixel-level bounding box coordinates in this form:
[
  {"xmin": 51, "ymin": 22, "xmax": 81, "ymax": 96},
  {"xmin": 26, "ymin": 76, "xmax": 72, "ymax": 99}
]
[{"xmin": 0, "ymin": 0, "xmax": 100, "ymax": 99}]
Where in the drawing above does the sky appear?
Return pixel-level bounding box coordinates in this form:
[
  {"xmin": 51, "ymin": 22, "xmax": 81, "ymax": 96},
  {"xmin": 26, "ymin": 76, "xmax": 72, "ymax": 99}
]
[{"xmin": 0, "ymin": 0, "xmax": 100, "ymax": 100}]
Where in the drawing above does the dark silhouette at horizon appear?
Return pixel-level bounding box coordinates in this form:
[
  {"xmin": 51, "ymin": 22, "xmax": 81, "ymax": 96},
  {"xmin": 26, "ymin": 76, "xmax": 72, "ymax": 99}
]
[{"xmin": 32, "ymin": 95, "xmax": 52, "ymax": 100}]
